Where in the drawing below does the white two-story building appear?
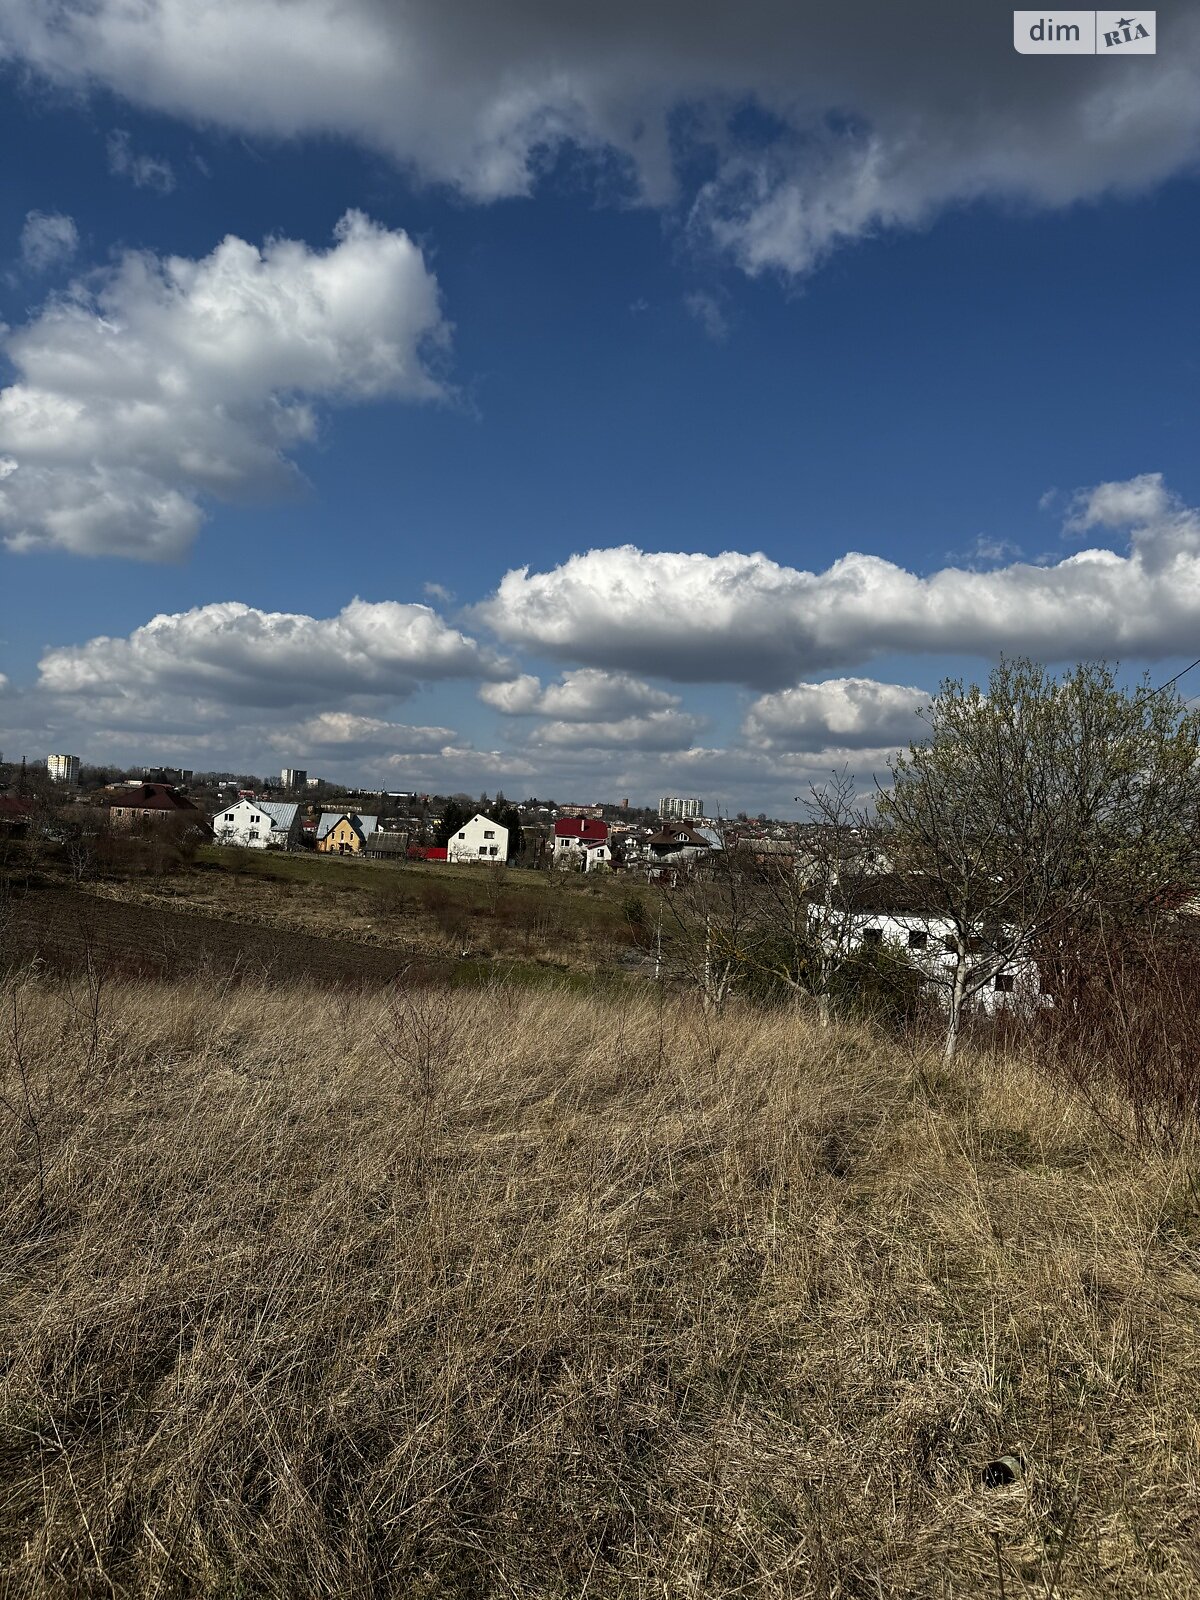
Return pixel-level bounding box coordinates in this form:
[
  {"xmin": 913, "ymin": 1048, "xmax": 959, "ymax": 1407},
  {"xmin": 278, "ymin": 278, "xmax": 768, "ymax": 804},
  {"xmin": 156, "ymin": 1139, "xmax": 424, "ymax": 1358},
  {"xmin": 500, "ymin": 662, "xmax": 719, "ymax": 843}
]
[
  {"xmin": 212, "ymin": 798, "xmax": 302, "ymax": 851},
  {"xmin": 447, "ymin": 813, "xmax": 509, "ymax": 863}
]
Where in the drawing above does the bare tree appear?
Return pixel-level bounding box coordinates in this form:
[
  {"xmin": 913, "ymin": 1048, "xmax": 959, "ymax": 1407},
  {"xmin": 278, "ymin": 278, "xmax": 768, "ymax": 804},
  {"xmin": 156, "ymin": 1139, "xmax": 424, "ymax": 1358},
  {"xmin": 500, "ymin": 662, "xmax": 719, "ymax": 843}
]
[
  {"xmin": 878, "ymin": 659, "xmax": 1200, "ymax": 1060},
  {"xmin": 661, "ymin": 833, "xmax": 756, "ymax": 1012}
]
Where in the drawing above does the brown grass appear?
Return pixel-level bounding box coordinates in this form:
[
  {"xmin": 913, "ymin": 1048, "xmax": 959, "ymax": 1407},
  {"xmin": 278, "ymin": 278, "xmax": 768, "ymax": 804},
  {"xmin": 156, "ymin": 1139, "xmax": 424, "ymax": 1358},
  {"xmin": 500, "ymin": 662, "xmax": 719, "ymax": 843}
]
[
  {"xmin": 2, "ymin": 974, "xmax": 1199, "ymax": 1597},
  {"xmin": 64, "ymin": 848, "xmax": 634, "ymax": 971}
]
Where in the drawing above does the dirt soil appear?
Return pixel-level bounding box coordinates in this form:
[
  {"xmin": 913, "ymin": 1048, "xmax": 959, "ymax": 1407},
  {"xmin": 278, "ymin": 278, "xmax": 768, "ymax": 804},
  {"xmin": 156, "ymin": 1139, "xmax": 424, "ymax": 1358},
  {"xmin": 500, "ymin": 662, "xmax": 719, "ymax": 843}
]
[{"xmin": 2, "ymin": 882, "xmax": 416, "ymax": 987}]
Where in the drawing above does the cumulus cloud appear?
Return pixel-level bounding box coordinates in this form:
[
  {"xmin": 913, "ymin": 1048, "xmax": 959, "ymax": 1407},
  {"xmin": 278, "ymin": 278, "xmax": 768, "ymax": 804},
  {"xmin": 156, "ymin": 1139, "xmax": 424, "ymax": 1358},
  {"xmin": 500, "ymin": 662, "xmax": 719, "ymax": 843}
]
[
  {"xmin": 0, "ymin": 2, "xmax": 1197, "ymax": 275},
  {"xmin": 475, "ymin": 476, "xmax": 1200, "ymax": 687},
  {"xmin": 36, "ymin": 597, "xmax": 506, "ymax": 718},
  {"xmin": 532, "ymin": 710, "xmax": 708, "ymax": 752},
  {"xmin": 0, "ymin": 210, "xmax": 448, "ymax": 558},
  {"xmin": 481, "ymin": 667, "xmax": 679, "ymax": 720},
  {"xmin": 268, "ymin": 712, "xmax": 457, "ymax": 756},
  {"xmin": 1066, "ymin": 471, "xmax": 1172, "ymax": 532},
  {"xmin": 743, "ymin": 677, "xmax": 929, "ymax": 752},
  {"xmin": 106, "ymin": 128, "xmax": 175, "ymax": 192},
  {"xmin": 18, "ymin": 210, "xmax": 78, "ymax": 272}
]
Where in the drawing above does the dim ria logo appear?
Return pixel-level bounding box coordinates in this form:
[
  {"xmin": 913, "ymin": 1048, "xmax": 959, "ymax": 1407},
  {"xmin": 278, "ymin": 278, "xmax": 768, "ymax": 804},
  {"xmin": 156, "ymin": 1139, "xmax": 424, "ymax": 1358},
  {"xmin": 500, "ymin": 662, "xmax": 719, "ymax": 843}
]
[{"xmin": 1014, "ymin": 11, "xmax": 1156, "ymax": 53}]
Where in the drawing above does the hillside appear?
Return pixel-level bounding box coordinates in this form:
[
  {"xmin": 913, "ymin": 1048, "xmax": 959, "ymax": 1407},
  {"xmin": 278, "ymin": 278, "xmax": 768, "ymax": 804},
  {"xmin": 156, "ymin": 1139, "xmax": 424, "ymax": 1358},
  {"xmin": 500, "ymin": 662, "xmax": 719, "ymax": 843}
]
[{"xmin": 2, "ymin": 977, "xmax": 1197, "ymax": 1597}]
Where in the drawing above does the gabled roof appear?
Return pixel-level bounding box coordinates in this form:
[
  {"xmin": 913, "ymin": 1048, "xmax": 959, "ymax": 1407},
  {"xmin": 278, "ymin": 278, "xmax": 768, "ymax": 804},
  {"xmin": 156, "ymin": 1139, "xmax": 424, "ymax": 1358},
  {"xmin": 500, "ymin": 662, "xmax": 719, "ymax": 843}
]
[
  {"xmin": 647, "ymin": 823, "xmax": 715, "ymax": 849},
  {"xmin": 316, "ymin": 811, "xmax": 378, "ymax": 841},
  {"xmin": 257, "ymin": 801, "xmax": 299, "ymax": 829},
  {"xmin": 108, "ymin": 783, "xmax": 199, "ymax": 813},
  {"xmin": 365, "ymin": 831, "xmax": 408, "ymax": 854},
  {"xmin": 555, "ymin": 817, "xmax": 608, "ymax": 841}
]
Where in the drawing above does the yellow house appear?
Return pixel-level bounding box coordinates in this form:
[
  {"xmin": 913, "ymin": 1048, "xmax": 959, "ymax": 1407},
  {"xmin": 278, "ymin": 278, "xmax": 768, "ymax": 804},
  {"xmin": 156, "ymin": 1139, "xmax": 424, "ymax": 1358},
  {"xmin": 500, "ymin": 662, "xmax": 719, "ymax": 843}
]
[{"xmin": 316, "ymin": 811, "xmax": 378, "ymax": 855}]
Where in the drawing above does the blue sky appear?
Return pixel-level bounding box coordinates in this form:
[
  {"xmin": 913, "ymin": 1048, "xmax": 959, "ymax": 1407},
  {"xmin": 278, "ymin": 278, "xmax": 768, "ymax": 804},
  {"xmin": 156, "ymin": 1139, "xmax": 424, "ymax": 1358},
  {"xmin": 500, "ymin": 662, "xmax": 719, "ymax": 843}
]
[{"xmin": 2, "ymin": 1, "xmax": 1199, "ymax": 809}]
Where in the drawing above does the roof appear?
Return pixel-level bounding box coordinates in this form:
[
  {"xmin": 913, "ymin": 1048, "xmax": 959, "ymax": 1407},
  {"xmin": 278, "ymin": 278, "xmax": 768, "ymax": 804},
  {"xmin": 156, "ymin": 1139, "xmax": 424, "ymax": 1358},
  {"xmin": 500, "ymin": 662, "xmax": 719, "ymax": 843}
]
[
  {"xmin": 257, "ymin": 801, "xmax": 299, "ymax": 830},
  {"xmin": 365, "ymin": 831, "xmax": 408, "ymax": 854},
  {"xmin": 554, "ymin": 817, "xmax": 608, "ymax": 841},
  {"xmin": 108, "ymin": 783, "xmax": 199, "ymax": 813},
  {"xmin": 316, "ymin": 811, "xmax": 379, "ymax": 841},
  {"xmin": 647, "ymin": 823, "xmax": 716, "ymax": 849}
]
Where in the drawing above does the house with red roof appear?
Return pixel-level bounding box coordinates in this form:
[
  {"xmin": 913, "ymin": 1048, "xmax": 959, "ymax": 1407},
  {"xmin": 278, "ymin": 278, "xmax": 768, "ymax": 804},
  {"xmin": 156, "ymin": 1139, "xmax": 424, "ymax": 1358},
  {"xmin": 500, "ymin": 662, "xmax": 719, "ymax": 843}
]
[
  {"xmin": 552, "ymin": 815, "xmax": 611, "ymax": 871},
  {"xmin": 107, "ymin": 782, "xmax": 210, "ymax": 836}
]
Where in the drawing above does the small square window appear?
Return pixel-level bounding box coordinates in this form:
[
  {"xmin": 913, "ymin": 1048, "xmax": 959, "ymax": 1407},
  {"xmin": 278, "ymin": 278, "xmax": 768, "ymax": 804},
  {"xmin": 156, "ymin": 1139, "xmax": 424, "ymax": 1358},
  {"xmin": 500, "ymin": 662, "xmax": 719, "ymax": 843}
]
[
  {"xmin": 862, "ymin": 927, "xmax": 883, "ymax": 946},
  {"xmin": 484, "ymin": 829, "xmax": 495, "ymax": 838},
  {"xmin": 994, "ymin": 973, "xmax": 1015, "ymax": 993},
  {"xmin": 907, "ymin": 930, "xmax": 928, "ymax": 950}
]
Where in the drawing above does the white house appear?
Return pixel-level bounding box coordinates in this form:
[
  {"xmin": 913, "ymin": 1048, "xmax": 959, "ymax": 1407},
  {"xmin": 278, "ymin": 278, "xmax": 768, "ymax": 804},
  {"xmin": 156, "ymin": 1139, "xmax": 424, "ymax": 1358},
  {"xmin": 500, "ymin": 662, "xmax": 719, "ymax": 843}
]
[
  {"xmin": 447, "ymin": 813, "xmax": 508, "ymax": 863},
  {"xmin": 551, "ymin": 817, "xmax": 611, "ymax": 871},
  {"xmin": 213, "ymin": 798, "xmax": 301, "ymax": 851},
  {"xmin": 815, "ymin": 906, "xmax": 1044, "ymax": 1016}
]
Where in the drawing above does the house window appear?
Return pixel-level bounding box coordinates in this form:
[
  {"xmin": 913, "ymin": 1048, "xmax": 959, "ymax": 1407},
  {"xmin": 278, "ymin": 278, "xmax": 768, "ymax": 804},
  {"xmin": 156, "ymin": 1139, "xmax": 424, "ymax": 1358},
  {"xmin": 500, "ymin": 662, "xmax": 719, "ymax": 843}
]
[
  {"xmin": 484, "ymin": 829, "xmax": 495, "ymax": 839},
  {"xmin": 943, "ymin": 935, "xmax": 957, "ymax": 953},
  {"xmin": 458, "ymin": 832, "xmax": 466, "ymax": 840},
  {"xmin": 994, "ymin": 974, "xmax": 1015, "ymax": 993},
  {"xmin": 907, "ymin": 930, "xmax": 928, "ymax": 950},
  {"xmin": 862, "ymin": 927, "xmax": 883, "ymax": 945},
  {"xmin": 489, "ymin": 847, "xmax": 498, "ymax": 856},
  {"xmin": 478, "ymin": 846, "xmax": 487, "ymax": 855},
  {"xmin": 248, "ymin": 830, "xmax": 259, "ymax": 840}
]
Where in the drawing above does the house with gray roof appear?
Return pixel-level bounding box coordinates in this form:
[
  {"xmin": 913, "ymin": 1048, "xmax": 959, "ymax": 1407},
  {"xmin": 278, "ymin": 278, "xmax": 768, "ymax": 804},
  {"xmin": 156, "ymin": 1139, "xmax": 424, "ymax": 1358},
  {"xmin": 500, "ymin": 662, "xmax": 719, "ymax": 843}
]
[{"xmin": 213, "ymin": 798, "xmax": 301, "ymax": 850}]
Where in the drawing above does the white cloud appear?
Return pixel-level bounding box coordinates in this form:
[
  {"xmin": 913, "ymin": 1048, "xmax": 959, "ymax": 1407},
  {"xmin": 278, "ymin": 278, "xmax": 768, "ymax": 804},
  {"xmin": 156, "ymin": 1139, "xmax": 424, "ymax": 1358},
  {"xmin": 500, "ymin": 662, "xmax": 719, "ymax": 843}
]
[
  {"xmin": 423, "ymin": 581, "xmax": 455, "ymax": 604},
  {"xmin": 268, "ymin": 711, "xmax": 456, "ymax": 755},
  {"xmin": 107, "ymin": 128, "xmax": 175, "ymax": 193},
  {"xmin": 36, "ymin": 597, "xmax": 506, "ymax": 716},
  {"xmin": 19, "ymin": 211, "xmax": 78, "ymax": 272},
  {"xmin": 475, "ymin": 476, "xmax": 1200, "ymax": 687},
  {"xmin": 1065, "ymin": 471, "xmax": 1172, "ymax": 532},
  {"xmin": 1, "ymin": 2, "xmax": 1197, "ymax": 276},
  {"xmin": 743, "ymin": 677, "xmax": 928, "ymax": 752},
  {"xmin": 532, "ymin": 709, "xmax": 707, "ymax": 752},
  {"xmin": 481, "ymin": 667, "xmax": 679, "ymax": 720},
  {"xmin": 0, "ymin": 210, "xmax": 449, "ymax": 558}
]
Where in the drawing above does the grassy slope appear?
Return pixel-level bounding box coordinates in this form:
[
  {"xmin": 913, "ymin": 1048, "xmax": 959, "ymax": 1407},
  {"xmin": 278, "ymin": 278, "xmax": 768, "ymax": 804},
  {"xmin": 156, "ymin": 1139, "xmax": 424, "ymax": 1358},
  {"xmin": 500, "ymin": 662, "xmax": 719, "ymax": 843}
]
[
  {"xmin": 72, "ymin": 847, "xmax": 640, "ymax": 971},
  {"xmin": 2, "ymin": 977, "xmax": 1198, "ymax": 1597}
]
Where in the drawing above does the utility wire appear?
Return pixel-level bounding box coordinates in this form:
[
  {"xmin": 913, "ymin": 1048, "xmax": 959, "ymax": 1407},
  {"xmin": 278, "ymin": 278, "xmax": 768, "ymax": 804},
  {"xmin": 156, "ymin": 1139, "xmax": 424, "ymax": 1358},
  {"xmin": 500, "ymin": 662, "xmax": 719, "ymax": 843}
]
[{"xmin": 1153, "ymin": 656, "xmax": 1200, "ymax": 695}]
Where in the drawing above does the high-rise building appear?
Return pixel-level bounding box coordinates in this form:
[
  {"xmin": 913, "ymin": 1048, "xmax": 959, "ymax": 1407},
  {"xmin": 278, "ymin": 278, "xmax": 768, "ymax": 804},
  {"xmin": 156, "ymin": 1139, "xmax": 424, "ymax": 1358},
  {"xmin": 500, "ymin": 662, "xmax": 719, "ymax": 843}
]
[
  {"xmin": 48, "ymin": 753, "xmax": 81, "ymax": 785},
  {"xmin": 658, "ymin": 795, "xmax": 704, "ymax": 821},
  {"xmin": 281, "ymin": 767, "xmax": 308, "ymax": 790}
]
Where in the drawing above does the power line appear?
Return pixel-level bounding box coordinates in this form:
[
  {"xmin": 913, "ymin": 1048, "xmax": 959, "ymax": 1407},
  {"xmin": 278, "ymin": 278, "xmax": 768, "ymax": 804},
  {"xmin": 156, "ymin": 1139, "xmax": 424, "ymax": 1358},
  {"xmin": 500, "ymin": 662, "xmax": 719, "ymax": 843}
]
[{"xmin": 1153, "ymin": 656, "xmax": 1200, "ymax": 695}]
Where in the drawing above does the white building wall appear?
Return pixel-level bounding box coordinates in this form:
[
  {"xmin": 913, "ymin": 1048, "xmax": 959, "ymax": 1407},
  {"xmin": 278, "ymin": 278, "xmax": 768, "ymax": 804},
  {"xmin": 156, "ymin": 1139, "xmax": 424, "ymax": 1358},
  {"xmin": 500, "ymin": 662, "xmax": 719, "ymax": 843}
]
[
  {"xmin": 817, "ymin": 909, "xmax": 1043, "ymax": 1015},
  {"xmin": 447, "ymin": 813, "xmax": 508, "ymax": 862},
  {"xmin": 48, "ymin": 753, "xmax": 81, "ymax": 784},
  {"xmin": 213, "ymin": 798, "xmax": 299, "ymax": 850}
]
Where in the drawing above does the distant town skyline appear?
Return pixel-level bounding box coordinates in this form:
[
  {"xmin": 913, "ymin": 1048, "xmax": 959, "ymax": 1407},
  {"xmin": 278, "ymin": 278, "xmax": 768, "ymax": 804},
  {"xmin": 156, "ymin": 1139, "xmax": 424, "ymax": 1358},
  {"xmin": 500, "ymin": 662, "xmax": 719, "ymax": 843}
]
[{"xmin": 2, "ymin": 2, "xmax": 1200, "ymax": 812}]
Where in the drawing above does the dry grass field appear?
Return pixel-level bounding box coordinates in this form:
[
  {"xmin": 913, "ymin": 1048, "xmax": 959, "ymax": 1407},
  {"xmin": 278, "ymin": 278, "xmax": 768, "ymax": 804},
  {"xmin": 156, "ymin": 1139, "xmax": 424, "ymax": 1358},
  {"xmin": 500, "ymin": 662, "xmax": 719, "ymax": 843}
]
[
  {"xmin": 2, "ymin": 973, "xmax": 1199, "ymax": 1597},
  {"xmin": 39, "ymin": 846, "xmax": 641, "ymax": 974}
]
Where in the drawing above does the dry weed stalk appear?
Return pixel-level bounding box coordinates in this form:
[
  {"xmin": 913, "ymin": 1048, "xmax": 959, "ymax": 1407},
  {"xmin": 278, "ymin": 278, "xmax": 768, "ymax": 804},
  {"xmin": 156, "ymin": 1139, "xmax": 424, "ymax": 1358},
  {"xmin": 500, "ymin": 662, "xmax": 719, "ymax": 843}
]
[{"xmin": 0, "ymin": 974, "xmax": 1197, "ymax": 1598}]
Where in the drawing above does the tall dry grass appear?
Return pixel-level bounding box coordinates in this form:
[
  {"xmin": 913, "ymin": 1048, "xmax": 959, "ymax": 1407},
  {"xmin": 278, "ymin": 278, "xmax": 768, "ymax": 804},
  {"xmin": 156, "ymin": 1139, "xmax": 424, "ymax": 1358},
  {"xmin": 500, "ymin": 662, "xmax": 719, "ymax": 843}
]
[{"xmin": 1, "ymin": 972, "xmax": 1199, "ymax": 1597}]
